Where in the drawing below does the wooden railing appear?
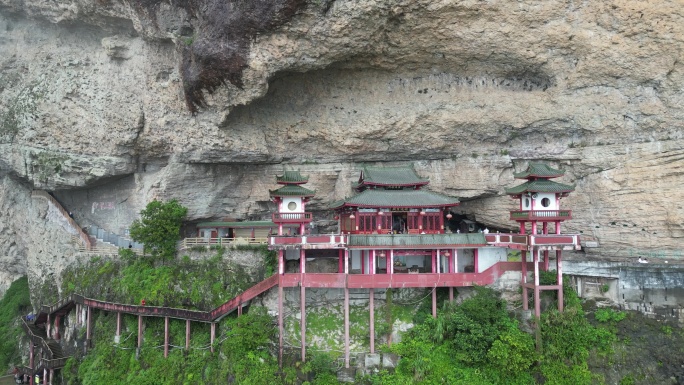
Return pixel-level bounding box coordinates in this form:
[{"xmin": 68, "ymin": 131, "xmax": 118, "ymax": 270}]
[
  {"xmin": 32, "ymin": 190, "xmax": 93, "ymax": 250},
  {"xmin": 178, "ymin": 237, "xmax": 267, "ymax": 250},
  {"xmin": 510, "ymin": 210, "xmax": 572, "ymax": 221}
]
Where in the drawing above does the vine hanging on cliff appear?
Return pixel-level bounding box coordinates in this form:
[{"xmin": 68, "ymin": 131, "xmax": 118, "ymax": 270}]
[{"xmin": 127, "ymin": 0, "xmax": 308, "ymax": 113}]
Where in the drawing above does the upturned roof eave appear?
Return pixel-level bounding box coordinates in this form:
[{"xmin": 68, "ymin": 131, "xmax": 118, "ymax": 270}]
[{"xmin": 331, "ymin": 202, "xmax": 460, "ymax": 210}]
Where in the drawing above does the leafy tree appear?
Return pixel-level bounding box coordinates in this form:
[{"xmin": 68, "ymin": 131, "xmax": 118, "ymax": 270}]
[{"xmin": 129, "ymin": 200, "xmax": 187, "ymax": 263}]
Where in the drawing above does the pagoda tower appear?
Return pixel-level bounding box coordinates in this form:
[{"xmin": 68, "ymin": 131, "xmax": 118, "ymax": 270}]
[
  {"xmin": 505, "ymin": 163, "xmax": 575, "ymax": 318},
  {"xmin": 269, "ymin": 170, "xmax": 315, "ymax": 236}
]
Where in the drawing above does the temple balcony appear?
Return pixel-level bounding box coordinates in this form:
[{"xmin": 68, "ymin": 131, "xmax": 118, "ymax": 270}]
[
  {"xmin": 509, "ymin": 210, "xmax": 572, "ymax": 221},
  {"xmin": 269, "ymin": 234, "xmax": 347, "ymax": 249},
  {"xmin": 272, "ymin": 212, "xmax": 313, "ymax": 223}
]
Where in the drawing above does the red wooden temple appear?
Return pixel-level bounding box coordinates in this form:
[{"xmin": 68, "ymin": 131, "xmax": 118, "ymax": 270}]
[{"xmin": 269, "ymin": 164, "xmax": 580, "ymax": 366}]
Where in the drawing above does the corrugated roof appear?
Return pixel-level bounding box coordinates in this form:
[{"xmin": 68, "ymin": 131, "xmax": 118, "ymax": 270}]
[
  {"xmin": 276, "ymin": 170, "xmax": 309, "ymax": 184},
  {"xmin": 357, "ymin": 165, "xmax": 429, "ymax": 188},
  {"xmin": 513, "ymin": 163, "xmax": 565, "ymax": 179},
  {"xmin": 270, "ymin": 185, "xmax": 315, "ymax": 197},
  {"xmin": 348, "ymin": 233, "xmax": 486, "ymax": 247},
  {"xmin": 330, "ymin": 189, "xmax": 459, "ymax": 209},
  {"xmin": 505, "ymin": 179, "xmax": 575, "ymax": 195}
]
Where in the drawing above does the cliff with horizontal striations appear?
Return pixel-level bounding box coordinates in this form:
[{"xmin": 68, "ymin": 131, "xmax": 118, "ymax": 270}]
[{"xmin": 1, "ymin": 0, "xmax": 683, "ymax": 296}]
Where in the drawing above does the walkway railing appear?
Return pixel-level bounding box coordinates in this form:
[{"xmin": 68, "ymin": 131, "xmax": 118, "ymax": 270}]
[
  {"xmin": 32, "ymin": 190, "xmax": 92, "ymax": 250},
  {"xmin": 179, "ymin": 237, "xmax": 267, "ymax": 250},
  {"xmin": 510, "ymin": 210, "xmax": 572, "ymax": 221},
  {"xmin": 272, "ymin": 212, "xmax": 312, "ymax": 223}
]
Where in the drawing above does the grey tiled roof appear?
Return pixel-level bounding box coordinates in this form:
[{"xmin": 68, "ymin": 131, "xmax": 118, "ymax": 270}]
[
  {"xmin": 330, "ymin": 189, "xmax": 459, "ymax": 209},
  {"xmin": 348, "ymin": 233, "xmax": 486, "ymax": 248},
  {"xmin": 276, "ymin": 170, "xmax": 309, "ymax": 184}
]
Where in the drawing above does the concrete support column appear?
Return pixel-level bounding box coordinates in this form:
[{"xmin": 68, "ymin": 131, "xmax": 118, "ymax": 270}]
[
  {"xmin": 344, "ymin": 249, "xmax": 349, "ymax": 274},
  {"xmin": 344, "ymin": 287, "xmax": 350, "ymax": 368},
  {"xmin": 29, "ymin": 343, "xmax": 34, "ymax": 385},
  {"xmin": 116, "ymin": 312, "xmax": 122, "ymax": 339},
  {"xmin": 210, "ymin": 323, "xmax": 216, "ymax": 353},
  {"xmin": 432, "ymin": 288, "xmax": 437, "ymax": 318},
  {"xmin": 449, "ymin": 287, "xmax": 454, "ymax": 302},
  {"xmin": 49, "ymin": 369, "xmax": 54, "ymax": 385},
  {"xmin": 76, "ymin": 304, "xmax": 81, "ymax": 326},
  {"xmin": 521, "ymin": 251, "xmax": 528, "ymax": 311},
  {"xmin": 46, "ymin": 315, "xmax": 51, "ymax": 340},
  {"xmin": 534, "ymin": 250, "xmax": 541, "ymax": 319},
  {"xmin": 164, "ymin": 317, "xmax": 169, "ymax": 358},
  {"xmin": 279, "ymin": 250, "xmax": 285, "ymax": 274},
  {"xmin": 474, "ymin": 248, "xmax": 479, "ymax": 273},
  {"xmin": 86, "ymin": 306, "xmax": 92, "ymax": 344},
  {"xmin": 137, "ymin": 315, "xmax": 143, "ymax": 348},
  {"xmin": 44, "ymin": 368, "xmax": 47, "ymax": 385},
  {"xmin": 557, "ymin": 250, "xmax": 564, "ymax": 312},
  {"xmin": 185, "ymin": 320, "xmax": 191, "ymax": 351},
  {"xmin": 389, "ymin": 250, "xmax": 394, "ymax": 275},
  {"xmin": 369, "ymin": 289, "xmax": 375, "ymax": 354}
]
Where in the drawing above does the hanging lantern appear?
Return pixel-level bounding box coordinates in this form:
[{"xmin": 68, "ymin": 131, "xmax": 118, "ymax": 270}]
[
  {"xmin": 378, "ymin": 251, "xmax": 386, "ymax": 258},
  {"xmin": 442, "ymin": 251, "xmax": 451, "ymax": 257},
  {"xmin": 446, "ymin": 213, "xmax": 453, "ymax": 219},
  {"xmin": 334, "ymin": 215, "xmax": 339, "ymax": 220},
  {"xmin": 420, "ymin": 210, "xmax": 426, "ymax": 216},
  {"xmin": 349, "ymin": 213, "xmax": 355, "ymax": 219},
  {"xmin": 378, "ymin": 211, "xmax": 383, "ymax": 215}
]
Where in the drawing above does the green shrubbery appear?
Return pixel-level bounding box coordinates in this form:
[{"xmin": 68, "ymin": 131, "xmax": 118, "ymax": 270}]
[{"xmin": 0, "ymin": 276, "xmax": 31, "ymax": 369}]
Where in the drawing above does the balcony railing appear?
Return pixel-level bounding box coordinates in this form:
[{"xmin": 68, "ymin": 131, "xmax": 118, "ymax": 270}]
[
  {"xmin": 272, "ymin": 212, "xmax": 313, "ymax": 223},
  {"xmin": 179, "ymin": 237, "xmax": 267, "ymax": 250},
  {"xmin": 510, "ymin": 210, "xmax": 572, "ymax": 221},
  {"xmin": 270, "ymin": 234, "xmax": 347, "ymax": 249}
]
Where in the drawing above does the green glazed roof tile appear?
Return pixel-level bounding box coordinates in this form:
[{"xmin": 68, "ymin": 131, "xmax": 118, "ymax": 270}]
[
  {"xmin": 513, "ymin": 163, "xmax": 565, "ymax": 179},
  {"xmin": 270, "ymin": 185, "xmax": 316, "ymax": 197},
  {"xmin": 276, "ymin": 170, "xmax": 309, "ymax": 184},
  {"xmin": 197, "ymin": 221, "xmax": 283, "ymax": 228},
  {"xmin": 505, "ymin": 179, "xmax": 575, "ymax": 195},
  {"xmin": 330, "ymin": 189, "xmax": 459, "ymax": 209},
  {"xmin": 348, "ymin": 233, "xmax": 487, "ymax": 247},
  {"xmin": 357, "ymin": 165, "xmax": 429, "ymax": 187}
]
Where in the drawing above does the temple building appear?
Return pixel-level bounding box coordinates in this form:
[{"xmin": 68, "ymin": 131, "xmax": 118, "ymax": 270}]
[{"xmin": 267, "ymin": 163, "xmax": 581, "ymax": 366}]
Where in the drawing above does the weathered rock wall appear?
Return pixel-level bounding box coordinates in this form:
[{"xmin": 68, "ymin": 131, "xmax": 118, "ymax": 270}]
[{"xmin": 1, "ymin": 0, "xmax": 684, "ymax": 297}]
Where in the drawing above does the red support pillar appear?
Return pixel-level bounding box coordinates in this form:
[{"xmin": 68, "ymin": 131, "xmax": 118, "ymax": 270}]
[
  {"xmin": 431, "ymin": 250, "xmax": 436, "ymax": 273},
  {"xmin": 557, "ymin": 250, "xmax": 564, "ymax": 312},
  {"xmin": 543, "ymin": 250, "xmax": 550, "ymax": 271},
  {"xmin": 137, "ymin": 315, "xmax": 143, "ymax": 348},
  {"xmin": 361, "ymin": 250, "xmax": 365, "ymax": 274},
  {"xmin": 278, "ymin": 283, "xmax": 284, "ymax": 367},
  {"xmin": 279, "ymin": 250, "xmax": 285, "ymax": 274},
  {"xmin": 46, "ymin": 314, "xmax": 51, "ymax": 340},
  {"xmin": 300, "ymin": 249, "xmax": 306, "ymax": 274},
  {"xmin": 164, "ymin": 317, "xmax": 169, "ymax": 358},
  {"xmin": 555, "ymin": 221, "xmax": 561, "ymax": 234},
  {"xmin": 449, "ymin": 287, "xmax": 454, "ymax": 302},
  {"xmin": 210, "ymin": 323, "xmax": 216, "ymax": 353},
  {"xmin": 521, "ymin": 251, "xmax": 528, "ymax": 310},
  {"xmin": 238, "ymin": 303, "xmax": 242, "ymax": 316},
  {"xmin": 534, "ymin": 251, "xmax": 541, "ymax": 319},
  {"xmin": 338, "ymin": 249, "xmax": 344, "ymax": 273},
  {"xmin": 185, "ymin": 320, "xmax": 191, "ymax": 351},
  {"xmin": 53, "ymin": 315, "xmax": 61, "ymax": 340},
  {"xmin": 300, "ymin": 285, "xmax": 306, "ymax": 362},
  {"xmin": 344, "ymin": 287, "xmax": 350, "ymax": 368},
  {"xmin": 369, "ymin": 289, "xmax": 375, "ymax": 354}
]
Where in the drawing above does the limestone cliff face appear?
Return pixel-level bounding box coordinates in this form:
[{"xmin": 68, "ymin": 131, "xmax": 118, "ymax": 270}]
[{"xmin": 1, "ymin": 0, "xmax": 683, "ymax": 296}]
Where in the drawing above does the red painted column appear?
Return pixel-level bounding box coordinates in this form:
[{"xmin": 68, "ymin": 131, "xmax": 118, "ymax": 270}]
[
  {"xmin": 279, "ymin": 250, "xmax": 285, "ymax": 274},
  {"xmin": 521, "ymin": 251, "xmax": 528, "ymax": 310},
  {"xmin": 542, "ymin": 222, "xmax": 548, "ymax": 234},
  {"xmin": 300, "ymin": 284, "xmax": 306, "ymax": 362},
  {"xmin": 54, "ymin": 315, "xmax": 61, "ymax": 340},
  {"xmin": 519, "ymin": 221, "xmax": 526, "ymax": 234},
  {"xmin": 210, "ymin": 323, "xmax": 216, "ymax": 353},
  {"xmin": 534, "ymin": 251, "xmax": 541, "ymax": 319},
  {"xmin": 431, "ymin": 250, "xmax": 436, "ymax": 273},
  {"xmin": 557, "ymin": 250, "xmax": 564, "ymax": 312},
  {"xmin": 338, "ymin": 249, "xmax": 344, "ymax": 273},
  {"xmin": 386, "ymin": 250, "xmax": 391, "ymax": 274},
  {"xmin": 185, "ymin": 320, "xmax": 191, "ymax": 351},
  {"xmin": 556, "ymin": 221, "xmax": 561, "ymax": 234},
  {"xmin": 164, "ymin": 317, "xmax": 169, "ymax": 358},
  {"xmin": 543, "ymin": 250, "xmax": 550, "ymax": 272},
  {"xmin": 300, "ymin": 249, "xmax": 306, "ymax": 274},
  {"xmin": 278, "ymin": 283, "xmax": 284, "ymax": 367},
  {"xmin": 369, "ymin": 289, "xmax": 375, "ymax": 354},
  {"xmin": 371, "ymin": 250, "xmax": 376, "ymax": 274},
  {"xmin": 344, "ymin": 286, "xmax": 350, "ymax": 368},
  {"xmin": 361, "ymin": 250, "xmax": 365, "ymax": 274},
  {"xmin": 137, "ymin": 315, "xmax": 143, "ymax": 348}
]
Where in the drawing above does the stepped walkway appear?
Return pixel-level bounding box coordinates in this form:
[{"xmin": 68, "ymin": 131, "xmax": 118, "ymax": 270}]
[{"xmin": 18, "ymin": 274, "xmax": 279, "ymax": 385}]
